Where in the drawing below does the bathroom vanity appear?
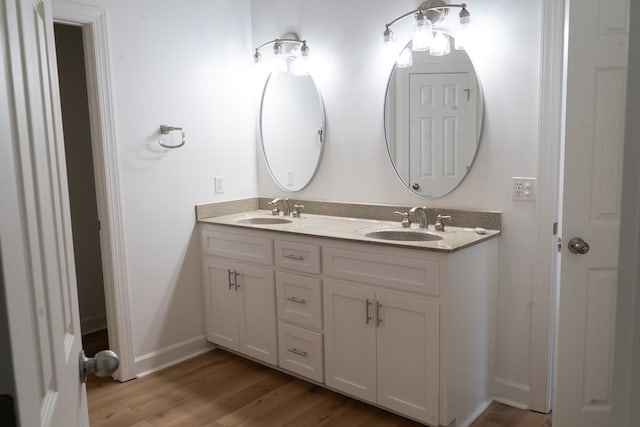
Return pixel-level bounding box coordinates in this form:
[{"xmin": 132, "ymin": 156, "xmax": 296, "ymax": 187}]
[{"xmin": 198, "ymin": 208, "xmax": 498, "ymax": 426}]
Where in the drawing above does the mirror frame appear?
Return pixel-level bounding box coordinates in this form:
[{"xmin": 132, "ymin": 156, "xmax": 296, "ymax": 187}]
[
  {"xmin": 383, "ymin": 38, "xmax": 485, "ymax": 198},
  {"xmin": 259, "ymin": 71, "xmax": 327, "ymax": 192}
]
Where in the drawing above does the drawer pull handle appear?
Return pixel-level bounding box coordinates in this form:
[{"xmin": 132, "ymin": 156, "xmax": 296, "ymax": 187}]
[
  {"xmin": 376, "ymin": 301, "xmax": 383, "ymax": 327},
  {"xmin": 366, "ymin": 299, "xmax": 372, "ymax": 325},
  {"xmin": 284, "ymin": 254, "xmax": 305, "ymax": 261},
  {"xmin": 286, "ymin": 296, "xmax": 306, "ymax": 304},
  {"xmin": 288, "ymin": 348, "xmax": 308, "ymax": 357}
]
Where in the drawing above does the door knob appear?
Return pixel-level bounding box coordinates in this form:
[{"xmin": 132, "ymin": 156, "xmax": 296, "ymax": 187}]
[
  {"xmin": 412, "ymin": 183, "xmax": 420, "ymax": 190},
  {"xmin": 568, "ymin": 237, "xmax": 590, "ymax": 254},
  {"xmin": 79, "ymin": 350, "xmax": 120, "ymax": 382}
]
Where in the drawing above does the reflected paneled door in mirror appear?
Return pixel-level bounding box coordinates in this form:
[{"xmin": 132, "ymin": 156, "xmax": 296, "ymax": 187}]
[
  {"xmin": 384, "ymin": 39, "xmax": 483, "ymax": 198},
  {"xmin": 260, "ymin": 71, "xmax": 325, "ymax": 191}
]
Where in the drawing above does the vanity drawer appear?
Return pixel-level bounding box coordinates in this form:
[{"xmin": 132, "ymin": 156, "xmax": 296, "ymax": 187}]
[
  {"xmin": 323, "ymin": 247, "xmax": 440, "ymax": 296},
  {"xmin": 201, "ymin": 229, "xmax": 273, "ymax": 265},
  {"xmin": 274, "ymin": 239, "xmax": 321, "ymax": 274},
  {"xmin": 276, "ymin": 271, "xmax": 322, "ymax": 330},
  {"xmin": 278, "ymin": 322, "xmax": 324, "ymax": 383}
]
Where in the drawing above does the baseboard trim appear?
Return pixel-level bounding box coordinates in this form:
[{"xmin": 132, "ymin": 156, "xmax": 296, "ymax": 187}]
[
  {"xmin": 134, "ymin": 335, "xmax": 214, "ymax": 377},
  {"xmin": 458, "ymin": 398, "xmax": 494, "ymax": 427},
  {"xmin": 493, "ymin": 396, "xmax": 529, "ymax": 410},
  {"xmin": 80, "ymin": 314, "xmax": 107, "ymax": 335}
]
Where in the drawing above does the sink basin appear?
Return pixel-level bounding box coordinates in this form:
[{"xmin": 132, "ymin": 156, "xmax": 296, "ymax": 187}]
[
  {"xmin": 237, "ymin": 217, "xmax": 292, "ymax": 225},
  {"xmin": 364, "ymin": 229, "xmax": 443, "ymax": 242}
]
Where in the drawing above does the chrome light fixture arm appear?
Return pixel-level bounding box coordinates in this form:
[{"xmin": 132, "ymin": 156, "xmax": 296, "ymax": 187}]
[
  {"xmin": 253, "ymin": 34, "xmax": 309, "ymax": 63},
  {"xmin": 383, "ymin": 1, "xmax": 470, "ymax": 39}
]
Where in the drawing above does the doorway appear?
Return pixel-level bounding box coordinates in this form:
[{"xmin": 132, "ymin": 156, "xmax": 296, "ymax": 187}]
[
  {"xmin": 52, "ymin": 2, "xmax": 135, "ymax": 383},
  {"xmin": 53, "ymin": 22, "xmax": 110, "ymax": 364}
]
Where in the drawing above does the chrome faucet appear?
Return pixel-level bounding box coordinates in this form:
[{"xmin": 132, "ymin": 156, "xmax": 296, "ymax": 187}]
[
  {"xmin": 434, "ymin": 214, "xmax": 452, "ymax": 231},
  {"xmin": 409, "ymin": 206, "xmax": 429, "ymax": 228},
  {"xmin": 268, "ymin": 197, "xmax": 290, "ymax": 216},
  {"xmin": 394, "ymin": 211, "xmax": 411, "ymax": 228}
]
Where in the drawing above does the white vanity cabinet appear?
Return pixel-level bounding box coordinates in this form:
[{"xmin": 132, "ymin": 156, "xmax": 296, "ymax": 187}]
[
  {"xmin": 200, "ymin": 221, "xmax": 497, "ymax": 427},
  {"xmin": 322, "ymin": 243, "xmax": 441, "ymax": 426},
  {"xmin": 274, "ymin": 240, "xmax": 325, "ymax": 383},
  {"xmin": 324, "ymin": 281, "xmax": 439, "ymax": 424},
  {"xmin": 201, "ymin": 228, "xmax": 278, "ymax": 365},
  {"xmin": 322, "ymin": 239, "xmax": 497, "ymax": 427}
]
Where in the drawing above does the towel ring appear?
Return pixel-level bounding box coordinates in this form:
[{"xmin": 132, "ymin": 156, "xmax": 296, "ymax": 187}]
[{"xmin": 159, "ymin": 125, "xmax": 186, "ymax": 149}]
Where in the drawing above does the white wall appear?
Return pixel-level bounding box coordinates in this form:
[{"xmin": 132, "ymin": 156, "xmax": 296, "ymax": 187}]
[
  {"xmin": 68, "ymin": 0, "xmax": 257, "ymax": 372},
  {"xmin": 251, "ymin": 0, "xmax": 542, "ymax": 406}
]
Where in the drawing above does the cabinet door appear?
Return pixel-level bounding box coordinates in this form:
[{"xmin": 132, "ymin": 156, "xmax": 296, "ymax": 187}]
[
  {"xmin": 236, "ymin": 263, "xmax": 278, "ymax": 365},
  {"xmin": 323, "ymin": 281, "xmax": 377, "ymax": 402},
  {"xmin": 203, "ymin": 258, "xmax": 239, "ymax": 351},
  {"xmin": 376, "ymin": 293, "xmax": 439, "ymax": 426}
]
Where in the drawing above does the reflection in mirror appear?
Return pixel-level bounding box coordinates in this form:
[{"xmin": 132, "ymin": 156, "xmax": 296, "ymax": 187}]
[
  {"xmin": 384, "ymin": 38, "xmax": 483, "ymax": 198},
  {"xmin": 260, "ymin": 71, "xmax": 325, "ymax": 191}
]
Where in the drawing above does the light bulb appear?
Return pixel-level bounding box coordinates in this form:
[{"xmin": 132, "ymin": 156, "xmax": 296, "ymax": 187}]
[
  {"xmin": 430, "ymin": 32, "xmax": 450, "ymax": 56},
  {"xmin": 381, "ymin": 26, "xmax": 398, "ymax": 62},
  {"xmin": 412, "ymin": 13, "xmax": 433, "ymax": 51},
  {"xmin": 253, "ymin": 50, "xmax": 262, "ymax": 64},
  {"xmin": 290, "ymin": 56, "xmax": 309, "ymax": 76},
  {"xmin": 397, "ymin": 47, "xmax": 413, "ymax": 68},
  {"xmin": 455, "ymin": 7, "xmax": 471, "ymax": 50},
  {"xmin": 383, "ymin": 25, "xmax": 394, "ymax": 46}
]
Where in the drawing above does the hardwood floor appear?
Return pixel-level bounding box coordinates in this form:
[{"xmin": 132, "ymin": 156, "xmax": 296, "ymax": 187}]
[
  {"xmin": 470, "ymin": 402, "xmax": 552, "ymax": 427},
  {"xmin": 87, "ymin": 349, "xmax": 552, "ymax": 427}
]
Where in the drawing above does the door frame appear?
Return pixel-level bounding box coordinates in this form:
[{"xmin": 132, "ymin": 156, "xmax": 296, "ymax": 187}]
[
  {"xmin": 613, "ymin": 2, "xmax": 640, "ymax": 423},
  {"xmin": 528, "ymin": 0, "xmax": 566, "ymax": 413},
  {"xmin": 53, "ymin": 0, "xmax": 135, "ymax": 381}
]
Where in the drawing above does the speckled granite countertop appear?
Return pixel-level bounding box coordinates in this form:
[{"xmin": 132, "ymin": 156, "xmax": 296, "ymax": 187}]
[{"xmin": 198, "ymin": 209, "xmax": 499, "ymax": 253}]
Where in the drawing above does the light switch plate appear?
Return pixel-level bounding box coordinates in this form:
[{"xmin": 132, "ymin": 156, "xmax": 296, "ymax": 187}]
[
  {"xmin": 214, "ymin": 176, "xmax": 224, "ymax": 194},
  {"xmin": 512, "ymin": 177, "xmax": 536, "ymax": 201}
]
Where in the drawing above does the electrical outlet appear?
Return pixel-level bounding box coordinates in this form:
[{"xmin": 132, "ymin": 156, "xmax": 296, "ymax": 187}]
[
  {"xmin": 214, "ymin": 176, "xmax": 224, "ymax": 194},
  {"xmin": 512, "ymin": 177, "xmax": 536, "ymax": 201}
]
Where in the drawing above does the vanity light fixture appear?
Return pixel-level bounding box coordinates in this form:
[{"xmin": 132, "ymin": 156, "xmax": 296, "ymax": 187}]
[
  {"xmin": 383, "ymin": 0, "xmax": 471, "ymax": 64},
  {"xmin": 253, "ymin": 33, "xmax": 310, "ymax": 76}
]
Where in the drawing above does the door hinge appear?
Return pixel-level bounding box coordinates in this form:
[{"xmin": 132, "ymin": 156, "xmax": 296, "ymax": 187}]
[
  {"xmin": 98, "ymin": 220, "xmax": 101, "ymax": 231},
  {"xmin": 464, "ymin": 88, "xmax": 471, "ymax": 101},
  {"xmin": 557, "ymin": 237, "xmax": 562, "ymax": 252},
  {"xmin": 553, "ymin": 222, "xmax": 558, "ymax": 235}
]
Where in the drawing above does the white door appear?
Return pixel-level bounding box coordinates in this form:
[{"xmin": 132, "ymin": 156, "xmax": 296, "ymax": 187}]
[
  {"xmin": 323, "ymin": 281, "xmax": 377, "ymax": 402},
  {"xmin": 0, "ymin": 0, "xmax": 88, "ymax": 425},
  {"xmin": 203, "ymin": 258, "xmax": 240, "ymax": 350},
  {"xmin": 376, "ymin": 293, "xmax": 439, "ymax": 426},
  {"xmin": 236, "ymin": 263, "xmax": 277, "ymax": 365},
  {"xmin": 555, "ymin": 0, "xmax": 629, "ymax": 425},
  {"xmin": 409, "ymin": 73, "xmax": 470, "ymax": 196}
]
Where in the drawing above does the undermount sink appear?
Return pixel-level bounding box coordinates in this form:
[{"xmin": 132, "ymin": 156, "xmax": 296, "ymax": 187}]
[
  {"xmin": 237, "ymin": 217, "xmax": 292, "ymax": 225},
  {"xmin": 364, "ymin": 229, "xmax": 443, "ymax": 242}
]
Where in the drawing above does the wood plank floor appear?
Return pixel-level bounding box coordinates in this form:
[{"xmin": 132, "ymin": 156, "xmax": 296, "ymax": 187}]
[{"xmin": 87, "ymin": 347, "xmax": 552, "ymax": 426}]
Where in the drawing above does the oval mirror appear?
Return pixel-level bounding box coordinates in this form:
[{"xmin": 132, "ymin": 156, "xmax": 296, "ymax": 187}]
[
  {"xmin": 260, "ymin": 71, "xmax": 325, "ymax": 191},
  {"xmin": 384, "ymin": 38, "xmax": 483, "ymax": 198}
]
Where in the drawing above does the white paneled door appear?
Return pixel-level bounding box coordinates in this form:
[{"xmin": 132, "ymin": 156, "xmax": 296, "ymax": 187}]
[
  {"xmin": 555, "ymin": 0, "xmax": 629, "ymax": 425},
  {"xmin": 409, "ymin": 72, "xmax": 472, "ymax": 197},
  {"xmin": 0, "ymin": 0, "xmax": 89, "ymax": 425}
]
